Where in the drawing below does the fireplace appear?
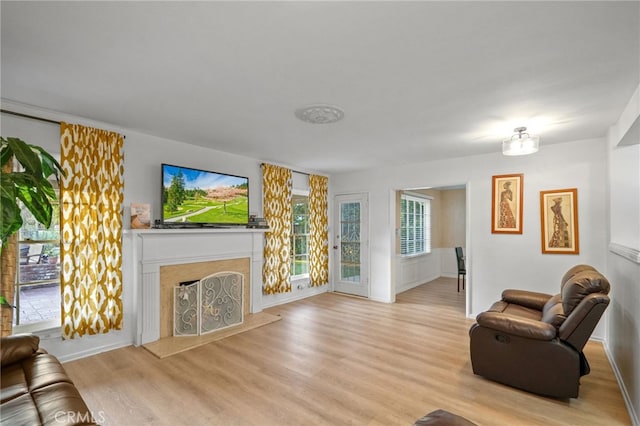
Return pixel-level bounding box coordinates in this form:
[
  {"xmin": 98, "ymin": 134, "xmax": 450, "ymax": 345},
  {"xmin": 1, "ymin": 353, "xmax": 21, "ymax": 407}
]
[{"xmin": 129, "ymin": 228, "xmax": 268, "ymax": 345}]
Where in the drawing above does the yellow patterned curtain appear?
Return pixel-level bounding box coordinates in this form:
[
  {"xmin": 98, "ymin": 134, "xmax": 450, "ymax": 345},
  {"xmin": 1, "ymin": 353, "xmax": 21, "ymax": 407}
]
[
  {"xmin": 60, "ymin": 122, "xmax": 124, "ymax": 339},
  {"xmin": 262, "ymin": 164, "xmax": 292, "ymax": 294},
  {"xmin": 309, "ymin": 175, "xmax": 329, "ymax": 287}
]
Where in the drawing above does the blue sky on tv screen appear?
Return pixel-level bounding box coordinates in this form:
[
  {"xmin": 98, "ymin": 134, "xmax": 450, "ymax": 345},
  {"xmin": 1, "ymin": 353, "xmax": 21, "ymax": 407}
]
[{"xmin": 163, "ymin": 165, "xmax": 247, "ymax": 190}]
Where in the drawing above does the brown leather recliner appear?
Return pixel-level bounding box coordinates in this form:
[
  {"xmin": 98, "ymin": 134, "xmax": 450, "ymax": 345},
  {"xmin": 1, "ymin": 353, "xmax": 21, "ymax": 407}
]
[
  {"xmin": 469, "ymin": 265, "xmax": 610, "ymax": 398},
  {"xmin": 1, "ymin": 334, "xmax": 97, "ymax": 425}
]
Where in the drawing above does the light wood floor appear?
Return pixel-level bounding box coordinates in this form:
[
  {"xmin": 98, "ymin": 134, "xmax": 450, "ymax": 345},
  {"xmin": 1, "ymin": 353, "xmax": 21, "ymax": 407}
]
[{"xmin": 63, "ymin": 277, "xmax": 630, "ymax": 425}]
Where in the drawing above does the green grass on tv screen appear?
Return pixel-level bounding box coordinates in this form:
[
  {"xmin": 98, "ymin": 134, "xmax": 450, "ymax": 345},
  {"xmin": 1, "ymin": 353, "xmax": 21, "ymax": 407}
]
[{"xmin": 163, "ymin": 195, "xmax": 248, "ymax": 224}]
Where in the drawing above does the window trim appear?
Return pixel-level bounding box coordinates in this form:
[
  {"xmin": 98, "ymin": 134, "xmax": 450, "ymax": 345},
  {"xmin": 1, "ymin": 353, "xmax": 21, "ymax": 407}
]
[
  {"xmin": 291, "ymin": 189, "xmax": 310, "ymax": 280},
  {"xmin": 13, "ymin": 319, "xmax": 60, "ymax": 336},
  {"xmin": 400, "ymin": 193, "xmax": 432, "ymax": 257},
  {"xmin": 14, "ymin": 177, "xmax": 61, "ymax": 331}
]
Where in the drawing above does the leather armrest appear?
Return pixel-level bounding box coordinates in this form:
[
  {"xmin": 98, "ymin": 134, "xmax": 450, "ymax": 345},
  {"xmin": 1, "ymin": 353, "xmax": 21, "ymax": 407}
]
[
  {"xmin": 1, "ymin": 334, "xmax": 40, "ymax": 366},
  {"xmin": 476, "ymin": 312, "xmax": 557, "ymax": 341},
  {"xmin": 501, "ymin": 289, "xmax": 554, "ymax": 311}
]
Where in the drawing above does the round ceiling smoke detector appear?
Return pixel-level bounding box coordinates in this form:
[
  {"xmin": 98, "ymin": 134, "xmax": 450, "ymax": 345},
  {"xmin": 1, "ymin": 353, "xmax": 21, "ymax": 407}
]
[{"xmin": 295, "ymin": 104, "xmax": 344, "ymax": 124}]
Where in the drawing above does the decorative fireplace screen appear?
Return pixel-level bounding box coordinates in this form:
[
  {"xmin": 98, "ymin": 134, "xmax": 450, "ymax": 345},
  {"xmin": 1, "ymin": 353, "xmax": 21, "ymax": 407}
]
[{"xmin": 173, "ymin": 271, "xmax": 244, "ymax": 336}]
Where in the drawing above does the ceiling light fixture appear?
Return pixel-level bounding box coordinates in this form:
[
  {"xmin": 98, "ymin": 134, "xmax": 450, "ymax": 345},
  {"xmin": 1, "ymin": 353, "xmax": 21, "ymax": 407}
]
[
  {"xmin": 502, "ymin": 127, "xmax": 540, "ymax": 156},
  {"xmin": 295, "ymin": 104, "xmax": 344, "ymax": 124}
]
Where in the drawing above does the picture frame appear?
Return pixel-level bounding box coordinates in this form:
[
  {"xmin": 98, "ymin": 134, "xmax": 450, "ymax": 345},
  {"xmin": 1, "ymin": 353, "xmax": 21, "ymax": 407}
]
[
  {"xmin": 131, "ymin": 203, "xmax": 151, "ymax": 229},
  {"xmin": 539, "ymin": 188, "xmax": 579, "ymax": 254},
  {"xmin": 491, "ymin": 173, "xmax": 523, "ymax": 234}
]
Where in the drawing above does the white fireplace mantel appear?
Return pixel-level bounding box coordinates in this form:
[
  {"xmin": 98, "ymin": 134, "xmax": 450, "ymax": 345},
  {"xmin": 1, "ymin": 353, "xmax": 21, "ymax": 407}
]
[{"xmin": 126, "ymin": 228, "xmax": 268, "ymax": 345}]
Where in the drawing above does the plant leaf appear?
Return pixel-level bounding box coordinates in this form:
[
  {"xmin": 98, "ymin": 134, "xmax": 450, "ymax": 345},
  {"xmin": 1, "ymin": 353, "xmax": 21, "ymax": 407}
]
[
  {"xmin": 1, "ymin": 183, "xmax": 22, "ymax": 244},
  {"xmin": 32, "ymin": 145, "xmax": 65, "ymax": 179},
  {"xmin": 14, "ymin": 180, "xmax": 53, "ymax": 228},
  {"xmin": 0, "ymin": 136, "xmax": 62, "ymax": 243},
  {"xmin": 0, "ymin": 137, "xmax": 14, "ymax": 168},
  {"xmin": 6, "ymin": 137, "xmax": 42, "ymax": 176},
  {"xmin": 0, "ymin": 295, "xmax": 15, "ymax": 308},
  {"xmin": 7, "ymin": 172, "xmax": 55, "ymax": 199}
]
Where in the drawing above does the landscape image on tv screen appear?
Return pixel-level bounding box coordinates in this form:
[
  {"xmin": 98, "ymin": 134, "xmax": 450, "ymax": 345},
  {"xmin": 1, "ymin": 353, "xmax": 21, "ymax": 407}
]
[{"xmin": 162, "ymin": 164, "xmax": 249, "ymax": 225}]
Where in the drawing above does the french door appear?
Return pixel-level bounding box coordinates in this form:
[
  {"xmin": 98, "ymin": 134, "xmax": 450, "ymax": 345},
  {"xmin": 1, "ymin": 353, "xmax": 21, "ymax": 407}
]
[{"xmin": 333, "ymin": 193, "xmax": 369, "ymax": 297}]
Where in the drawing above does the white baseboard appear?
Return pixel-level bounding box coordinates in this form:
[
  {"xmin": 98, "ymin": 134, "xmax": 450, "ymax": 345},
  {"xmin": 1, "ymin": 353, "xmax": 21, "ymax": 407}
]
[
  {"xmin": 261, "ymin": 285, "xmax": 328, "ymax": 309},
  {"xmin": 369, "ymin": 295, "xmax": 393, "ymax": 304},
  {"xmin": 603, "ymin": 340, "xmax": 639, "ymax": 426},
  {"xmin": 396, "ymin": 273, "xmax": 440, "ymax": 294},
  {"xmin": 57, "ymin": 340, "xmax": 132, "ymax": 363},
  {"xmin": 33, "ymin": 325, "xmax": 135, "ymax": 363}
]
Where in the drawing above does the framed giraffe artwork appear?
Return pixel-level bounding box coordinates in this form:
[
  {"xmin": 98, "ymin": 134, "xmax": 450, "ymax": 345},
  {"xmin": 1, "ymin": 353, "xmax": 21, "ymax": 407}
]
[
  {"xmin": 540, "ymin": 188, "xmax": 579, "ymax": 254},
  {"xmin": 491, "ymin": 174, "xmax": 523, "ymax": 234}
]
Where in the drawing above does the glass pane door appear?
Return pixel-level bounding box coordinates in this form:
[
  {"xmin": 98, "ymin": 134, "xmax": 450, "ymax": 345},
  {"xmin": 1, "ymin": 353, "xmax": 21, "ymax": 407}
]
[{"xmin": 334, "ymin": 194, "xmax": 368, "ymax": 297}]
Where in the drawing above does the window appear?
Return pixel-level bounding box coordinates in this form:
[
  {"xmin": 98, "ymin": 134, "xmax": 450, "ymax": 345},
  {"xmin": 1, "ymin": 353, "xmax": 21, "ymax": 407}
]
[
  {"xmin": 400, "ymin": 194, "xmax": 431, "ymax": 256},
  {"xmin": 14, "ymin": 179, "xmax": 61, "ymax": 328},
  {"xmin": 291, "ymin": 193, "xmax": 309, "ymax": 278}
]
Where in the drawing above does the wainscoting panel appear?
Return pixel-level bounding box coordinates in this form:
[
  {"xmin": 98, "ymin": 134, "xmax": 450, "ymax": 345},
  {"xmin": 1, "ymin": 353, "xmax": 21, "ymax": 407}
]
[
  {"xmin": 440, "ymin": 247, "xmax": 460, "ymax": 278},
  {"xmin": 396, "ymin": 247, "xmax": 461, "ymax": 294},
  {"xmin": 396, "ymin": 250, "xmax": 440, "ymax": 294}
]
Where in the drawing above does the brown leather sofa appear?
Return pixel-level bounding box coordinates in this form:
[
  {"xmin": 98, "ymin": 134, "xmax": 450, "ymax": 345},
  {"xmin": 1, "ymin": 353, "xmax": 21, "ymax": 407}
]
[
  {"xmin": 1, "ymin": 334, "xmax": 97, "ymax": 425},
  {"xmin": 469, "ymin": 265, "xmax": 610, "ymax": 398}
]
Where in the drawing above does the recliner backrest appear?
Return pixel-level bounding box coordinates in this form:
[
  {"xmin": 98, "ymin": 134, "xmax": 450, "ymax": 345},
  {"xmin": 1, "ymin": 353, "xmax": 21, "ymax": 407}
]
[
  {"xmin": 541, "ymin": 266, "xmax": 611, "ymax": 348},
  {"xmin": 561, "ymin": 269, "xmax": 610, "ymax": 315},
  {"xmin": 559, "ymin": 293, "xmax": 609, "ymax": 350},
  {"xmin": 560, "ymin": 264, "xmax": 596, "ymax": 292},
  {"xmin": 557, "ymin": 268, "xmax": 610, "ymax": 350}
]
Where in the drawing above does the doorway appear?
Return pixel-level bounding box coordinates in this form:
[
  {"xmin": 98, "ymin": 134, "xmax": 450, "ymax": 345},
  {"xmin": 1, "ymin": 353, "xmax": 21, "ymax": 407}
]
[{"xmin": 393, "ymin": 185, "xmax": 468, "ymax": 312}]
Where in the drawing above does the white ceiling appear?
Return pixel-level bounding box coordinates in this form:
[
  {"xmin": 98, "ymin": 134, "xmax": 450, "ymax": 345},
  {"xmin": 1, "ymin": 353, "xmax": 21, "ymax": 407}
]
[{"xmin": 1, "ymin": 1, "xmax": 638, "ymax": 174}]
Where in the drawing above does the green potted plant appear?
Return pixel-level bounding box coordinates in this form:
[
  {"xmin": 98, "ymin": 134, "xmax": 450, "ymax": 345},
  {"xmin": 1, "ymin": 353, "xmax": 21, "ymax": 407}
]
[
  {"xmin": 0, "ymin": 137, "xmax": 64, "ymax": 333},
  {"xmin": 44, "ymin": 245, "xmax": 60, "ymax": 264}
]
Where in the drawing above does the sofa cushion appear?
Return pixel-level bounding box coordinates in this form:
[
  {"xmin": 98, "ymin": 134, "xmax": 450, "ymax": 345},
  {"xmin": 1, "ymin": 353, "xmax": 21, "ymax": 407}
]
[
  {"xmin": 32, "ymin": 382, "xmax": 97, "ymax": 425},
  {"xmin": 0, "ymin": 392, "xmax": 42, "ymax": 426},
  {"xmin": 24, "ymin": 353, "xmax": 74, "ymax": 392},
  {"xmin": 0, "ymin": 362, "xmax": 29, "ymax": 404},
  {"xmin": 1, "ymin": 334, "xmax": 40, "ymax": 367},
  {"xmin": 541, "ymin": 294, "xmax": 566, "ymax": 329}
]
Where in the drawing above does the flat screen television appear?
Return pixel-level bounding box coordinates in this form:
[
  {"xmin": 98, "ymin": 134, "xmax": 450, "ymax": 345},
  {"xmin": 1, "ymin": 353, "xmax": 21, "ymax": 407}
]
[{"xmin": 161, "ymin": 163, "xmax": 249, "ymax": 227}]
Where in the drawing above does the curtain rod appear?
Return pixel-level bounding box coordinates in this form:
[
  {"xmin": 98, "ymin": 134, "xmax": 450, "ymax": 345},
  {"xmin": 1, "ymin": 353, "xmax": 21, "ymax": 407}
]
[
  {"xmin": 1, "ymin": 108, "xmax": 126, "ymax": 139},
  {"xmin": 1, "ymin": 109, "xmax": 61, "ymax": 125},
  {"xmin": 260, "ymin": 162, "xmax": 311, "ymax": 176}
]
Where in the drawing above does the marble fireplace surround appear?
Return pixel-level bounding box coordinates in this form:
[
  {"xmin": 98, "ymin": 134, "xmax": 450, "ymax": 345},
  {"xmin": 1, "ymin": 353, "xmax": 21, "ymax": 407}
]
[{"xmin": 130, "ymin": 228, "xmax": 268, "ymax": 346}]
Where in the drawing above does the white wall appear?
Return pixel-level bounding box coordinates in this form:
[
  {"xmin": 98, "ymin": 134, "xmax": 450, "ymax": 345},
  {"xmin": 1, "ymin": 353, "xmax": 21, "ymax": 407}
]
[
  {"xmin": 123, "ymin": 130, "xmax": 264, "ymax": 226},
  {"xmin": 0, "ymin": 101, "xmax": 279, "ymax": 361},
  {"xmin": 2, "ymin": 107, "xmax": 137, "ymax": 361},
  {"xmin": 331, "ymin": 137, "xmax": 609, "ymax": 333},
  {"xmin": 2, "ymin": 100, "xmax": 331, "ymax": 360},
  {"xmin": 606, "ymin": 84, "xmax": 640, "ymax": 426},
  {"xmin": 0, "ymin": 101, "xmax": 266, "ymax": 223}
]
